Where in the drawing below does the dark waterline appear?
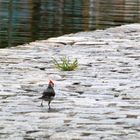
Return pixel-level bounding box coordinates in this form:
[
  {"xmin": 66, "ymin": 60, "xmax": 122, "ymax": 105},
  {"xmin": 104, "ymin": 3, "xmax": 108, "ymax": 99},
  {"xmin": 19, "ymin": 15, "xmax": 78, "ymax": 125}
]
[{"xmin": 0, "ymin": 0, "xmax": 140, "ymax": 48}]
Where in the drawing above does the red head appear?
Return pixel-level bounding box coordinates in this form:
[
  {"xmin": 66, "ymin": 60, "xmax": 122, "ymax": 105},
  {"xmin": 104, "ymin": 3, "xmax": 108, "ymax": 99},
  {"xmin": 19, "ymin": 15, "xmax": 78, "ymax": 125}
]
[{"xmin": 49, "ymin": 80, "xmax": 54, "ymax": 87}]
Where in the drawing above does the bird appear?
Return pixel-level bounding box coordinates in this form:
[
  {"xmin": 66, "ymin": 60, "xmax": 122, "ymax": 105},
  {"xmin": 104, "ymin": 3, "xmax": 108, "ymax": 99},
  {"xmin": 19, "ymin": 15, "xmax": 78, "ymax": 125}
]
[{"xmin": 39, "ymin": 80, "xmax": 55, "ymax": 109}]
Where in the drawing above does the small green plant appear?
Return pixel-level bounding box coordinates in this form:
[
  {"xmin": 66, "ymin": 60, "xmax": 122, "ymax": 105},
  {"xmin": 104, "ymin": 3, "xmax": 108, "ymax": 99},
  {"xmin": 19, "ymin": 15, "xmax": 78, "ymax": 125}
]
[{"xmin": 53, "ymin": 56, "xmax": 78, "ymax": 71}]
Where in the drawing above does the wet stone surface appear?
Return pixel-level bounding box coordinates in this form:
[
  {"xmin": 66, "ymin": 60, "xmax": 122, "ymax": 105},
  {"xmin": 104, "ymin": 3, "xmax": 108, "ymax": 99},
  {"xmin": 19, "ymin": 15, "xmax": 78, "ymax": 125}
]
[{"xmin": 0, "ymin": 24, "xmax": 140, "ymax": 140}]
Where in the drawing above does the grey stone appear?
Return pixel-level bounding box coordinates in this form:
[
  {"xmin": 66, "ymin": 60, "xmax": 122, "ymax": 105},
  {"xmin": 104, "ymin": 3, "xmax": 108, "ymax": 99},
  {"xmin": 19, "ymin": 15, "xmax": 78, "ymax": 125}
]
[{"xmin": 0, "ymin": 24, "xmax": 140, "ymax": 139}]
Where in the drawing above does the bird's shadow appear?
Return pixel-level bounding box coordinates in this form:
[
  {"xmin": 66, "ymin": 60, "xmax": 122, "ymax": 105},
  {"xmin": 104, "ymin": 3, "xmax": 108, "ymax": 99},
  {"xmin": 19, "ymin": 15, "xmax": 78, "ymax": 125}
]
[
  {"xmin": 39, "ymin": 106, "xmax": 61, "ymax": 113},
  {"xmin": 47, "ymin": 108, "xmax": 58, "ymax": 112}
]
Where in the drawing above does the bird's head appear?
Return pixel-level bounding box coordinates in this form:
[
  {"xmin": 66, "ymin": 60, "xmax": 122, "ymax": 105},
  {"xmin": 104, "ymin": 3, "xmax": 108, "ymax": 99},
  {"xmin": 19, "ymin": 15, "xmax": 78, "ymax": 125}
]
[{"xmin": 48, "ymin": 80, "xmax": 54, "ymax": 87}]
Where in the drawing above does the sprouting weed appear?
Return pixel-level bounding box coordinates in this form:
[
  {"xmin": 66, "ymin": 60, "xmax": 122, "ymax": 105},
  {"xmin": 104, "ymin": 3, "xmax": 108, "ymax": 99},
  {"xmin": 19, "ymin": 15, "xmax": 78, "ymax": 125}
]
[{"xmin": 52, "ymin": 56, "xmax": 78, "ymax": 71}]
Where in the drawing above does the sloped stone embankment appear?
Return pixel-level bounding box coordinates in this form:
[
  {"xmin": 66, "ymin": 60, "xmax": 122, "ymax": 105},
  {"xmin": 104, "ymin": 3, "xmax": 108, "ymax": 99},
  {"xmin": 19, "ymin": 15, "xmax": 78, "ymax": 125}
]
[{"xmin": 0, "ymin": 24, "xmax": 140, "ymax": 139}]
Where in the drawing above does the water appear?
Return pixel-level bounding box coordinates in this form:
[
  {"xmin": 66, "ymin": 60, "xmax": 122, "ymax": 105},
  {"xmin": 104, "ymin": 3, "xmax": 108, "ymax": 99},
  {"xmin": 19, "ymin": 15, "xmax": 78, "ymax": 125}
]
[{"xmin": 0, "ymin": 0, "xmax": 140, "ymax": 48}]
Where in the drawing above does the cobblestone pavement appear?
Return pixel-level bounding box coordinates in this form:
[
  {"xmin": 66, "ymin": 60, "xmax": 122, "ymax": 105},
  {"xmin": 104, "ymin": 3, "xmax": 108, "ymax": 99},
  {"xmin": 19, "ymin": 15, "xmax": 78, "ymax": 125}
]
[{"xmin": 0, "ymin": 24, "xmax": 140, "ymax": 140}]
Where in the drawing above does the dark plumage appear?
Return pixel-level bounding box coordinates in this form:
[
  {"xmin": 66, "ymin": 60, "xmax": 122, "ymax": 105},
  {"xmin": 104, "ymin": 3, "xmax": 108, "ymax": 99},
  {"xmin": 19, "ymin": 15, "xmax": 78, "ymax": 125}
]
[{"xmin": 39, "ymin": 80, "xmax": 55, "ymax": 109}]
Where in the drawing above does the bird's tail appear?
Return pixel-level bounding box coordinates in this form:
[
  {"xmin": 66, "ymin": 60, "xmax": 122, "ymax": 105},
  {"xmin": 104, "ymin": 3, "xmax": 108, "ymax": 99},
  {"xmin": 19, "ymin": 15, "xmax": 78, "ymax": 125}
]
[{"xmin": 38, "ymin": 97, "xmax": 43, "ymax": 99}]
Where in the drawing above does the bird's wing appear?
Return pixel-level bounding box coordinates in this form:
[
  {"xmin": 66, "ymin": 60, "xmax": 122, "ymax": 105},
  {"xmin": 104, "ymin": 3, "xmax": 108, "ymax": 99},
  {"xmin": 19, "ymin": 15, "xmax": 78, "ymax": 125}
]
[{"xmin": 42, "ymin": 87, "xmax": 55, "ymax": 97}]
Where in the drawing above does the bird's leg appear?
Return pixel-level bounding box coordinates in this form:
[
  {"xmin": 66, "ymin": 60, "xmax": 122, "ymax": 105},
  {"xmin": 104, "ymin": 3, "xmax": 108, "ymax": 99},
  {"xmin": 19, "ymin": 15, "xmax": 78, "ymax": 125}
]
[
  {"xmin": 48, "ymin": 101, "xmax": 51, "ymax": 109},
  {"xmin": 41, "ymin": 100, "xmax": 43, "ymax": 107}
]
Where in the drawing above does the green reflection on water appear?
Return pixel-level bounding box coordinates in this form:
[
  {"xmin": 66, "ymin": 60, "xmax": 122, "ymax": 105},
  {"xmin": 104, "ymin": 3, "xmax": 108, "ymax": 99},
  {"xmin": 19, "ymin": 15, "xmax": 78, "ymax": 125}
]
[{"xmin": 0, "ymin": 0, "xmax": 140, "ymax": 48}]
